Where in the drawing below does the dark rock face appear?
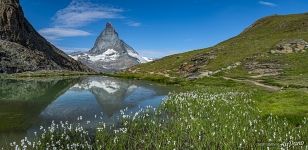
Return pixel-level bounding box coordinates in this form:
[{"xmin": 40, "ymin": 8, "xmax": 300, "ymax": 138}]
[
  {"xmin": 70, "ymin": 23, "xmax": 149, "ymax": 72},
  {"xmin": 0, "ymin": 40, "xmax": 57, "ymax": 73},
  {"xmin": 89, "ymin": 23, "xmax": 121, "ymax": 55},
  {"xmin": 0, "ymin": 0, "xmax": 91, "ymax": 73}
]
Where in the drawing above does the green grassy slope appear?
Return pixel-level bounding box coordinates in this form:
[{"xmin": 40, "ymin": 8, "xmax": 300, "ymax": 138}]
[
  {"xmin": 122, "ymin": 13, "xmax": 308, "ymax": 86},
  {"xmin": 115, "ymin": 13, "xmax": 308, "ymax": 120}
]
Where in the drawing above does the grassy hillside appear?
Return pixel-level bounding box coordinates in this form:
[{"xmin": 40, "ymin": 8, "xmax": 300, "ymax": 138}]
[
  {"xmin": 6, "ymin": 13, "xmax": 308, "ymax": 149},
  {"xmin": 112, "ymin": 13, "xmax": 308, "ymax": 120},
  {"xmin": 121, "ymin": 13, "xmax": 308, "ymax": 87}
]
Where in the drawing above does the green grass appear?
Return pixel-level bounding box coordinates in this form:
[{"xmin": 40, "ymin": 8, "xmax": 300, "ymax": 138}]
[
  {"xmin": 95, "ymin": 88, "xmax": 306, "ymax": 149},
  {"xmin": 125, "ymin": 49, "xmax": 205, "ymax": 78},
  {"xmin": 4, "ymin": 74, "xmax": 307, "ymax": 149},
  {"xmin": 262, "ymin": 76, "xmax": 308, "ymax": 88},
  {"xmin": 255, "ymin": 89, "xmax": 308, "ymax": 121},
  {"xmin": 124, "ymin": 13, "xmax": 308, "ymax": 79},
  {"xmin": 3, "ymin": 13, "xmax": 308, "ymax": 149},
  {"xmin": 105, "ymin": 72, "xmax": 308, "ymax": 121},
  {"xmin": 243, "ymin": 51, "xmax": 308, "ymax": 87},
  {"xmin": 189, "ymin": 79, "xmax": 308, "ymax": 123},
  {"xmin": 10, "ymin": 87, "xmax": 308, "ymax": 149},
  {"xmin": 110, "ymin": 12, "xmax": 308, "ymax": 124}
]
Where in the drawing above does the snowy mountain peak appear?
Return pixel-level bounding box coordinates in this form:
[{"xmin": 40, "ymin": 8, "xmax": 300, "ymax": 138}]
[
  {"xmin": 70, "ymin": 23, "xmax": 151, "ymax": 72},
  {"xmin": 89, "ymin": 23, "xmax": 120, "ymax": 55}
]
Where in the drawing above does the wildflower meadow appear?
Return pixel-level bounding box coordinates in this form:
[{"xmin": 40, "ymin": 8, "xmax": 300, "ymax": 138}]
[{"xmin": 9, "ymin": 88, "xmax": 308, "ymax": 149}]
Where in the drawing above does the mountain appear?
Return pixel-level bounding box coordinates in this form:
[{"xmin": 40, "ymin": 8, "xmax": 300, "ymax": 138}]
[
  {"xmin": 70, "ymin": 23, "xmax": 151, "ymax": 72},
  {"xmin": 122, "ymin": 13, "xmax": 308, "ymax": 87},
  {"xmin": 0, "ymin": 0, "xmax": 91, "ymax": 73}
]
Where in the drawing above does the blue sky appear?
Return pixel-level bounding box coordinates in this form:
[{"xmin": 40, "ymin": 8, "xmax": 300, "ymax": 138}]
[{"xmin": 21, "ymin": 0, "xmax": 307, "ymax": 58}]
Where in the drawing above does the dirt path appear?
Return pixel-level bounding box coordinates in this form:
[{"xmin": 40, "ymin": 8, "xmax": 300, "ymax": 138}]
[{"xmin": 223, "ymin": 77, "xmax": 281, "ymax": 92}]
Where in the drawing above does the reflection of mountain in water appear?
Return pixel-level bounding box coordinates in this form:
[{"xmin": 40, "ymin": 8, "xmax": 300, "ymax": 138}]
[
  {"xmin": 40, "ymin": 76, "xmax": 169, "ymax": 122},
  {"xmin": 75, "ymin": 77, "xmax": 167, "ymax": 116},
  {"xmin": 0, "ymin": 78, "xmax": 79, "ymax": 132},
  {"xmin": 0, "ymin": 76, "xmax": 170, "ymax": 146}
]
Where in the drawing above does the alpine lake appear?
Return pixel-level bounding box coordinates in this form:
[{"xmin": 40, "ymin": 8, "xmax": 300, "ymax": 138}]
[{"xmin": 0, "ymin": 76, "xmax": 172, "ymax": 147}]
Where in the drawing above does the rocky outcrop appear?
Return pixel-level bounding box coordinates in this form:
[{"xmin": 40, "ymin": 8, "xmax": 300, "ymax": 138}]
[
  {"xmin": 271, "ymin": 39, "xmax": 308, "ymax": 54},
  {"xmin": 70, "ymin": 23, "xmax": 150, "ymax": 72},
  {"xmin": 245, "ymin": 61, "xmax": 283, "ymax": 77},
  {"xmin": 187, "ymin": 62, "xmax": 241, "ymax": 79},
  {"xmin": 0, "ymin": 0, "xmax": 91, "ymax": 73},
  {"xmin": 0, "ymin": 40, "xmax": 59, "ymax": 73},
  {"xmin": 179, "ymin": 51, "xmax": 216, "ymax": 77}
]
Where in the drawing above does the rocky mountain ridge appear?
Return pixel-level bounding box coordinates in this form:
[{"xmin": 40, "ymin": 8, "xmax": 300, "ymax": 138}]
[
  {"xmin": 70, "ymin": 23, "xmax": 151, "ymax": 72},
  {"xmin": 0, "ymin": 0, "xmax": 91, "ymax": 73}
]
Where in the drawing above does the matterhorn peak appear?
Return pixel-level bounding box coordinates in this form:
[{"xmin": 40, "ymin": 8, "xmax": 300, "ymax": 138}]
[
  {"xmin": 104, "ymin": 22, "xmax": 117, "ymax": 35},
  {"xmin": 104, "ymin": 22, "xmax": 118, "ymax": 36},
  {"xmin": 89, "ymin": 22, "xmax": 120, "ymax": 55},
  {"xmin": 106, "ymin": 22, "xmax": 113, "ymax": 29},
  {"xmin": 70, "ymin": 22, "xmax": 152, "ymax": 72}
]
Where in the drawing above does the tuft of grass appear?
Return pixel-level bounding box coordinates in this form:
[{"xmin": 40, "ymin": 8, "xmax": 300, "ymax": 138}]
[{"xmin": 255, "ymin": 89, "xmax": 308, "ymax": 124}]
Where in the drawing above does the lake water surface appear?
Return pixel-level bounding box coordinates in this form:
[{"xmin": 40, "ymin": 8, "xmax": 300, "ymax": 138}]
[{"xmin": 0, "ymin": 76, "xmax": 171, "ymax": 147}]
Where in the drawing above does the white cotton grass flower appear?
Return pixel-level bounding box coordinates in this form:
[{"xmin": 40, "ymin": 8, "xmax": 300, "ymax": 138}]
[{"xmin": 7, "ymin": 88, "xmax": 308, "ymax": 149}]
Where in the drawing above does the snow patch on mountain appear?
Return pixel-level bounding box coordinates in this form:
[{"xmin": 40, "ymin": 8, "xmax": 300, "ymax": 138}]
[
  {"xmin": 90, "ymin": 49, "xmax": 120, "ymax": 61},
  {"xmin": 142, "ymin": 57, "xmax": 154, "ymax": 62},
  {"xmin": 70, "ymin": 49, "xmax": 120, "ymax": 62},
  {"xmin": 69, "ymin": 23, "xmax": 152, "ymax": 72},
  {"xmin": 127, "ymin": 49, "xmax": 148, "ymax": 63}
]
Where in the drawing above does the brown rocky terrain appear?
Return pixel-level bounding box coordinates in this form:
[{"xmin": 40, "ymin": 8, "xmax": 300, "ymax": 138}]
[
  {"xmin": 271, "ymin": 39, "xmax": 308, "ymax": 54},
  {"xmin": 0, "ymin": 0, "xmax": 91, "ymax": 73}
]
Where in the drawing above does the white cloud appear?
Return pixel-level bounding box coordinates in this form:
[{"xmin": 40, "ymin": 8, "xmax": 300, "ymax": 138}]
[
  {"xmin": 39, "ymin": 0, "xmax": 124, "ymax": 40},
  {"xmin": 39, "ymin": 0, "xmax": 140, "ymax": 42},
  {"xmin": 39, "ymin": 27, "xmax": 91, "ymax": 40},
  {"xmin": 126, "ymin": 21, "xmax": 141, "ymax": 27},
  {"xmin": 259, "ymin": 1, "xmax": 277, "ymax": 7},
  {"xmin": 53, "ymin": 0, "xmax": 123, "ymax": 28}
]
